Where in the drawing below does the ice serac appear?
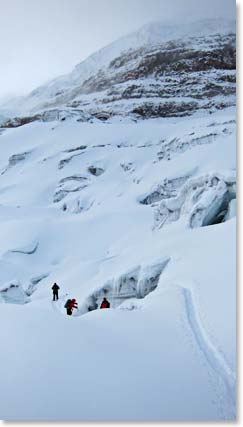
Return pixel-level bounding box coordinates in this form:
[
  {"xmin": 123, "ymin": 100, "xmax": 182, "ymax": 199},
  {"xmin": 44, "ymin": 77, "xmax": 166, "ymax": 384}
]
[
  {"xmin": 82, "ymin": 259, "xmax": 170, "ymax": 313},
  {"xmin": 155, "ymin": 172, "xmax": 236, "ymax": 229},
  {"xmin": 0, "ymin": 280, "xmax": 28, "ymax": 304}
]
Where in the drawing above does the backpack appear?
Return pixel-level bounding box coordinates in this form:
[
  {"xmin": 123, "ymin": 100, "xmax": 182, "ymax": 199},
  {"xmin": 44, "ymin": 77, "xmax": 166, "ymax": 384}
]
[{"xmin": 64, "ymin": 299, "xmax": 71, "ymax": 309}]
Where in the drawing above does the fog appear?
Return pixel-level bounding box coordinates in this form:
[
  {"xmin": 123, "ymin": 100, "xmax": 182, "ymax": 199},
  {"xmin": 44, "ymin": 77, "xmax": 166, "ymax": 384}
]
[{"xmin": 0, "ymin": 0, "xmax": 236, "ymax": 100}]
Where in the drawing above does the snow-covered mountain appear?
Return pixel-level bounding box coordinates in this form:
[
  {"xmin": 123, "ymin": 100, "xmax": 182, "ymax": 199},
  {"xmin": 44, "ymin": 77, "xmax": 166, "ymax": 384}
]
[
  {"xmin": 0, "ymin": 19, "xmax": 236, "ymax": 421},
  {"xmin": 2, "ymin": 18, "xmax": 235, "ymax": 121}
]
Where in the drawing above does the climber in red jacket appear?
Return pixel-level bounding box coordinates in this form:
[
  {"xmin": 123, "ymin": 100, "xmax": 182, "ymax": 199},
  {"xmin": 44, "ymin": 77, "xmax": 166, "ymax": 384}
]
[
  {"xmin": 100, "ymin": 297, "xmax": 110, "ymax": 309},
  {"xmin": 70, "ymin": 299, "xmax": 78, "ymax": 310},
  {"xmin": 65, "ymin": 298, "xmax": 78, "ymax": 316}
]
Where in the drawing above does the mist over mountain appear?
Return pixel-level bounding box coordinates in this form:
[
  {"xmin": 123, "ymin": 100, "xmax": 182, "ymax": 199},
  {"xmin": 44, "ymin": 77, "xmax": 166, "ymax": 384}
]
[{"xmin": 1, "ymin": 18, "xmax": 235, "ymax": 121}]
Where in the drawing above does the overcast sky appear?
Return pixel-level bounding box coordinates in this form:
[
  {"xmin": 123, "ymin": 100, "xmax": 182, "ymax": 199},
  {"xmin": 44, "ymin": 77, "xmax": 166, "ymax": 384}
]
[{"xmin": 0, "ymin": 0, "xmax": 236, "ymax": 100}]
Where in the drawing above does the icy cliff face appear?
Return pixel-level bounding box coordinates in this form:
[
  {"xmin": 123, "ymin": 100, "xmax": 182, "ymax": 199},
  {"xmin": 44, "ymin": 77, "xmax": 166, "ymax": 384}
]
[
  {"xmin": 82, "ymin": 259, "xmax": 170, "ymax": 313},
  {"xmin": 155, "ymin": 172, "xmax": 236, "ymax": 229}
]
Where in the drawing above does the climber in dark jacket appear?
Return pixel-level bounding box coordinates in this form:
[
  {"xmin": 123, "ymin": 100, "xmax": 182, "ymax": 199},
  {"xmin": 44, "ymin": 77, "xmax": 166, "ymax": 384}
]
[
  {"xmin": 65, "ymin": 299, "xmax": 72, "ymax": 315},
  {"xmin": 52, "ymin": 283, "xmax": 60, "ymax": 301},
  {"xmin": 100, "ymin": 297, "xmax": 110, "ymax": 309}
]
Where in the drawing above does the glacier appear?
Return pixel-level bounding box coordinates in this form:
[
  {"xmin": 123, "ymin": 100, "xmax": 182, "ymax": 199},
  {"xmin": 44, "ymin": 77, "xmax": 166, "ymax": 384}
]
[{"xmin": 0, "ymin": 19, "xmax": 236, "ymax": 421}]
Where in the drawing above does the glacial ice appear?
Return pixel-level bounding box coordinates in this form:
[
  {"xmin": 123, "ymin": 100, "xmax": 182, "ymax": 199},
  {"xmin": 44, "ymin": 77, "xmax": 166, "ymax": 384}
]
[
  {"xmin": 139, "ymin": 175, "xmax": 190, "ymax": 205},
  {"xmin": 88, "ymin": 166, "xmax": 105, "ymax": 176},
  {"xmin": 83, "ymin": 259, "xmax": 170, "ymax": 313},
  {"xmin": 0, "ymin": 280, "xmax": 29, "ymax": 304},
  {"xmin": 155, "ymin": 172, "xmax": 236, "ymax": 229},
  {"xmin": 53, "ymin": 176, "xmax": 89, "ymax": 203}
]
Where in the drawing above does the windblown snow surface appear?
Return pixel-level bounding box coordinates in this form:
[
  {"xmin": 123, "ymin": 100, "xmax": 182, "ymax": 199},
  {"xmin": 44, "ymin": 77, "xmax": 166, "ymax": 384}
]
[{"xmin": 0, "ymin": 21, "xmax": 236, "ymax": 421}]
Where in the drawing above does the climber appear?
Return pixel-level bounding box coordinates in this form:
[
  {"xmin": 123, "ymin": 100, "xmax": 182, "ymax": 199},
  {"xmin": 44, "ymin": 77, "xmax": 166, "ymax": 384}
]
[
  {"xmin": 52, "ymin": 282, "xmax": 60, "ymax": 301},
  {"xmin": 64, "ymin": 298, "xmax": 78, "ymax": 316},
  {"xmin": 64, "ymin": 299, "xmax": 72, "ymax": 316},
  {"xmin": 70, "ymin": 298, "xmax": 78, "ymax": 310},
  {"xmin": 100, "ymin": 297, "xmax": 110, "ymax": 309}
]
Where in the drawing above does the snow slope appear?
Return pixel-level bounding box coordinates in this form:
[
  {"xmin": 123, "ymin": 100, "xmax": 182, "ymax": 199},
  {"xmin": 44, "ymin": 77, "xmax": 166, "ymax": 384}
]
[
  {"xmin": 0, "ymin": 105, "xmax": 236, "ymax": 420},
  {"xmin": 0, "ymin": 19, "xmax": 236, "ymax": 421}
]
